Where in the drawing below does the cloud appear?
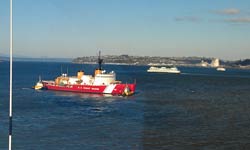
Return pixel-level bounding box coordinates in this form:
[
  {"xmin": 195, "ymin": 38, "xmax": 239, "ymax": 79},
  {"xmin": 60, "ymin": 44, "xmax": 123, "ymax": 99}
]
[
  {"xmin": 216, "ymin": 8, "xmax": 240, "ymax": 15},
  {"xmin": 225, "ymin": 17, "xmax": 250, "ymax": 23},
  {"xmin": 175, "ymin": 16, "xmax": 201, "ymax": 22}
]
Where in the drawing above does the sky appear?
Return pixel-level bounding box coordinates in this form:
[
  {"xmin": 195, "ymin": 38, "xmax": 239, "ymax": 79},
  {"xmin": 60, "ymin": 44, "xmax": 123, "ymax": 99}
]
[{"xmin": 0, "ymin": 0, "xmax": 250, "ymax": 60}]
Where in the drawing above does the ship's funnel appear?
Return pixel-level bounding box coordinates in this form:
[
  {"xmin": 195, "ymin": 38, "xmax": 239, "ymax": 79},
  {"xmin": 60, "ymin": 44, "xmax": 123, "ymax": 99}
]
[
  {"xmin": 94, "ymin": 69, "xmax": 102, "ymax": 76},
  {"xmin": 77, "ymin": 70, "xmax": 84, "ymax": 79}
]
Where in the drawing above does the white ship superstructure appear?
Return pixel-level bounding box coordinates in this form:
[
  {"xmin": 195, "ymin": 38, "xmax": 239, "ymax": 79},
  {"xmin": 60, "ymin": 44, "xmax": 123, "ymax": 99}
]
[{"xmin": 147, "ymin": 66, "xmax": 181, "ymax": 73}]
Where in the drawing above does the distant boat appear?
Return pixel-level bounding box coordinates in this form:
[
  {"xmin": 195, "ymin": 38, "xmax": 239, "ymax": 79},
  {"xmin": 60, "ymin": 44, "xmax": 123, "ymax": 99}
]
[
  {"xmin": 147, "ymin": 66, "xmax": 181, "ymax": 73},
  {"xmin": 217, "ymin": 67, "xmax": 226, "ymax": 71}
]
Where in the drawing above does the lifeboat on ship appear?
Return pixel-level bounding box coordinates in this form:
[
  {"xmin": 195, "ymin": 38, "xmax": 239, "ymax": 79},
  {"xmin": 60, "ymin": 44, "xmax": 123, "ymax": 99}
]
[{"xmin": 35, "ymin": 52, "xmax": 136, "ymax": 96}]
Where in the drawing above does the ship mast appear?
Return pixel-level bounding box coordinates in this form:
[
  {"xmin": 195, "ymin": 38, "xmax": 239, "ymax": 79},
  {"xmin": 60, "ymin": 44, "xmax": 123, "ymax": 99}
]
[{"xmin": 98, "ymin": 51, "xmax": 103, "ymax": 70}]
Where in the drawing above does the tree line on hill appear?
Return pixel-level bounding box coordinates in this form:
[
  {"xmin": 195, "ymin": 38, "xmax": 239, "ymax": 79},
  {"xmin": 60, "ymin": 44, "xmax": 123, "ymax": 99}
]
[{"xmin": 72, "ymin": 55, "xmax": 250, "ymax": 67}]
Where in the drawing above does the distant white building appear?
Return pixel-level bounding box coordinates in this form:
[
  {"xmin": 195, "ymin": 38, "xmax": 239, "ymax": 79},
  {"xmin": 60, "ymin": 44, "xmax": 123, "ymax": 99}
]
[
  {"xmin": 200, "ymin": 58, "xmax": 220, "ymax": 67},
  {"xmin": 200, "ymin": 60, "xmax": 209, "ymax": 67},
  {"xmin": 211, "ymin": 58, "xmax": 220, "ymax": 67}
]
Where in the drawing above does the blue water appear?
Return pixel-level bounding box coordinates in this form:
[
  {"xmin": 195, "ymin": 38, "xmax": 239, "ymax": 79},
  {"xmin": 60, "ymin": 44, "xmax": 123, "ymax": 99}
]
[{"xmin": 1, "ymin": 61, "xmax": 250, "ymax": 150}]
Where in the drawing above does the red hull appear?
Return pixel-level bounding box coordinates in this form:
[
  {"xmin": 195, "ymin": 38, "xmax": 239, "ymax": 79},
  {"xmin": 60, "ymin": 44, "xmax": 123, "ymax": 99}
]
[{"xmin": 42, "ymin": 81, "xmax": 136, "ymax": 96}]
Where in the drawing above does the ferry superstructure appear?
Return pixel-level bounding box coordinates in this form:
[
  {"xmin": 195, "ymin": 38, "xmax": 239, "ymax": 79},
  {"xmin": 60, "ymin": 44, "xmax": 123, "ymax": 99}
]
[{"xmin": 147, "ymin": 66, "xmax": 181, "ymax": 74}]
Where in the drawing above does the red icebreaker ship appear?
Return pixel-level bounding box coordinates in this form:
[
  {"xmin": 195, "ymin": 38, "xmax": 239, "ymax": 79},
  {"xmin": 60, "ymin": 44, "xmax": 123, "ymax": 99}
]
[{"xmin": 34, "ymin": 52, "xmax": 136, "ymax": 96}]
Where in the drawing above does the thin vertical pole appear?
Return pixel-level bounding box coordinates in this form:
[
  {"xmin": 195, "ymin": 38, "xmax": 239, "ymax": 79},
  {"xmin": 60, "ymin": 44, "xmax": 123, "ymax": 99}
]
[{"xmin": 9, "ymin": 0, "xmax": 13, "ymax": 150}]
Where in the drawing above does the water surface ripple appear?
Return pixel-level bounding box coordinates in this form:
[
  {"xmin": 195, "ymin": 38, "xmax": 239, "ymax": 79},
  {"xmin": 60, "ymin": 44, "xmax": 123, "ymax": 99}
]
[{"xmin": 0, "ymin": 62, "xmax": 250, "ymax": 150}]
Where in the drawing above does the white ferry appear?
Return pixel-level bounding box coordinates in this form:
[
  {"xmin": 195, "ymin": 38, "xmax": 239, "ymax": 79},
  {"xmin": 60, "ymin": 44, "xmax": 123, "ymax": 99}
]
[{"xmin": 147, "ymin": 66, "xmax": 181, "ymax": 74}]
